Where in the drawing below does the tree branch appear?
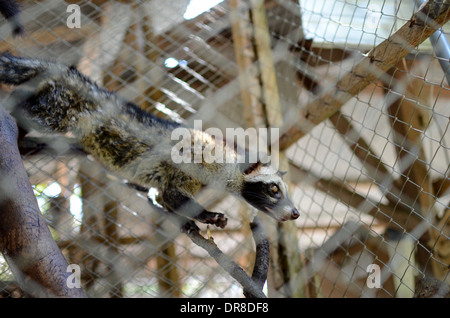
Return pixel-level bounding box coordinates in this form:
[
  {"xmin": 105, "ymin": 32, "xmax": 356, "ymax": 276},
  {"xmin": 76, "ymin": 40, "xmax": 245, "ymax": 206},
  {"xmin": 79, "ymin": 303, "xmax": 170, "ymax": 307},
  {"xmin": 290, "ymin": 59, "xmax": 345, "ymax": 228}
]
[{"xmin": 145, "ymin": 200, "xmax": 268, "ymax": 298}]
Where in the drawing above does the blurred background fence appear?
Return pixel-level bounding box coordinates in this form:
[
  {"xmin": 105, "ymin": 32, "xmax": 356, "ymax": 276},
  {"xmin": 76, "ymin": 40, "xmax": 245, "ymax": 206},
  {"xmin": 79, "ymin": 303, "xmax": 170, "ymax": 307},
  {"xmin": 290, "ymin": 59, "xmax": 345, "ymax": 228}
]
[{"xmin": 0, "ymin": 0, "xmax": 449, "ymax": 298}]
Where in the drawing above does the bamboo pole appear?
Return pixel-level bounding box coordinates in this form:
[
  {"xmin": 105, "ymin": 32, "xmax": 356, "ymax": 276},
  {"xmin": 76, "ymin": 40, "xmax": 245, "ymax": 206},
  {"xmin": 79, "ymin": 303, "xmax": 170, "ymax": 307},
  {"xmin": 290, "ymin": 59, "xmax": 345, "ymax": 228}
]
[
  {"xmin": 229, "ymin": 0, "xmax": 266, "ymax": 282},
  {"xmin": 230, "ymin": 0, "xmax": 264, "ymax": 128},
  {"xmin": 249, "ymin": 0, "xmax": 304, "ymax": 298}
]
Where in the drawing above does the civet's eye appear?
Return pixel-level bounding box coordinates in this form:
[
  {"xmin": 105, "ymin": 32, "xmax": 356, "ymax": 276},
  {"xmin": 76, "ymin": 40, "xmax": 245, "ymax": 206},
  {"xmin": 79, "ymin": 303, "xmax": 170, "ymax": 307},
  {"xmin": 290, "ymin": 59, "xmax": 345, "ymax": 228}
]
[{"xmin": 270, "ymin": 184, "xmax": 281, "ymax": 197}]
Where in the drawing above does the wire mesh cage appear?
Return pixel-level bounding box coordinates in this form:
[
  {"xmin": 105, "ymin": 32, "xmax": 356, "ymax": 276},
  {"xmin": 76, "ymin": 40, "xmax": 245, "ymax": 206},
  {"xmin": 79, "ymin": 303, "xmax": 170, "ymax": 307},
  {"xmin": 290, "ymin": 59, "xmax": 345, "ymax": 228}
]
[{"xmin": 0, "ymin": 0, "xmax": 449, "ymax": 298}]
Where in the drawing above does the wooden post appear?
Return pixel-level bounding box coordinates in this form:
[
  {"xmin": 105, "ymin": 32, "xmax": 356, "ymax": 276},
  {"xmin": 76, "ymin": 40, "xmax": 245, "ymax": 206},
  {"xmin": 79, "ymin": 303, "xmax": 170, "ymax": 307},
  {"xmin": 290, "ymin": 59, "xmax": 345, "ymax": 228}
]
[
  {"xmin": 387, "ymin": 59, "xmax": 449, "ymax": 280},
  {"xmin": 250, "ymin": 0, "xmax": 304, "ymax": 297},
  {"xmin": 229, "ymin": 0, "xmax": 266, "ymax": 281},
  {"xmin": 230, "ymin": 0, "xmax": 265, "ymax": 128},
  {"xmin": 103, "ymin": 200, "xmax": 124, "ymax": 297}
]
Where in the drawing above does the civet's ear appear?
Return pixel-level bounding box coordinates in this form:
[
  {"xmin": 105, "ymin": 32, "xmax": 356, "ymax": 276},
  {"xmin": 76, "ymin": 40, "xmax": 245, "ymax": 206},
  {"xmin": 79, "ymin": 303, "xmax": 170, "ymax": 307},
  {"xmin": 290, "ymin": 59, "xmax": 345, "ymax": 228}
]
[
  {"xmin": 257, "ymin": 151, "xmax": 271, "ymax": 167},
  {"xmin": 239, "ymin": 150, "xmax": 273, "ymax": 174},
  {"xmin": 241, "ymin": 160, "xmax": 262, "ymax": 175},
  {"xmin": 278, "ymin": 171, "xmax": 288, "ymax": 177}
]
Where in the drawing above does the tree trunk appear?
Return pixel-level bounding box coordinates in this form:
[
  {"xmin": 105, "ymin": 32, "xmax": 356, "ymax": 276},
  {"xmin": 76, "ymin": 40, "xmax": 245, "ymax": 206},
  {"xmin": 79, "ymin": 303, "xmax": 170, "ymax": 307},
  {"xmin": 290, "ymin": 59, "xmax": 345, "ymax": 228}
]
[{"xmin": 0, "ymin": 103, "xmax": 86, "ymax": 298}]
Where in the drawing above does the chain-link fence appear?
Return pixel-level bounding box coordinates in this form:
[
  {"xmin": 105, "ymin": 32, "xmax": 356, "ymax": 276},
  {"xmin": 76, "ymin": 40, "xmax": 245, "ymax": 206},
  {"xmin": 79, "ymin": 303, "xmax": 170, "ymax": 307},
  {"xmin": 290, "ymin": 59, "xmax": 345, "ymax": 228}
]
[{"xmin": 0, "ymin": 0, "xmax": 449, "ymax": 298}]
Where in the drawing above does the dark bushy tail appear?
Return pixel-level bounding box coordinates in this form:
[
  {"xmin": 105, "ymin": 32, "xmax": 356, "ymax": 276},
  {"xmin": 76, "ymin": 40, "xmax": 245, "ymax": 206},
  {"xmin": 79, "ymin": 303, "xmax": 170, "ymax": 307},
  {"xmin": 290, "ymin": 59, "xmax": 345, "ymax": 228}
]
[
  {"xmin": 0, "ymin": 0, "xmax": 24, "ymax": 36},
  {"xmin": 0, "ymin": 53, "xmax": 43, "ymax": 85}
]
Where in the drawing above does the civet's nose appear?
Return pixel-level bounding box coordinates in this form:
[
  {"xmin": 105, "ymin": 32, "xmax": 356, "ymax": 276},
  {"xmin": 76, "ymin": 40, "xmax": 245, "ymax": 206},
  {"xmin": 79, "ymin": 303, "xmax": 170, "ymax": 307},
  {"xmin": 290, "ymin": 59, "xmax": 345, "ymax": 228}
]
[{"xmin": 291, "ymin": 208, "xmax": 300, "ymax": 220}]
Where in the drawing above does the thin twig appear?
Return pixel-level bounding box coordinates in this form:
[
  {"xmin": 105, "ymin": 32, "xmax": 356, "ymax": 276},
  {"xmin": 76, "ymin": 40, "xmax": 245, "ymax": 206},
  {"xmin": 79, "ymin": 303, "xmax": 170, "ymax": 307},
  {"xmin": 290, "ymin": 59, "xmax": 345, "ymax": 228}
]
[
  {"xmin": 186, "ymin": 228, "xmax": 267, "ymax": 298},
  {"xmin": 146, "ymin": 200, "xmax": 267, "ymax": 298}
]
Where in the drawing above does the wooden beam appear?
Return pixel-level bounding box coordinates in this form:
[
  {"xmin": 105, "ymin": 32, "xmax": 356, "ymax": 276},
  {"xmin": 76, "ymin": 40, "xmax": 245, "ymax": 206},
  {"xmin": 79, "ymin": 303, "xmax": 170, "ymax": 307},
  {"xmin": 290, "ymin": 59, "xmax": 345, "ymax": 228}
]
[
  {"xmin": 328, "ymin": 111, "xmax": 417, "ymax": 211},
  {"xmin": 433, "ymin": 177, "xmax": 450, "ymax": 197},
  {"xmin": 314, "ymin": 176, "xmax": 422, "ymax": 232},
  {"xmin": 279, "ymin": 1, "xmax": 450, "ymax": 150},
  {"xmin": 288, "ymin": 161, "xmax": 423, "ymax": 231},
  {"xmin": 387, "ymin": 78, "xmax": 434, "ymax": 216},
  {"xmin": 329, "ymin": 112, "xmax": 395, "ymax": 185}
]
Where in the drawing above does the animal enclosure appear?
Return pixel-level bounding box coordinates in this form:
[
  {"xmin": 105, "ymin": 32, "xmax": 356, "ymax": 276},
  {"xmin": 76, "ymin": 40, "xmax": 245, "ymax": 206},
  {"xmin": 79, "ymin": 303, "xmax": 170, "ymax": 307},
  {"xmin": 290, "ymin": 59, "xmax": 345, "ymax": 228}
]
[{"xmin": 0, "ymin": 0, "xmax": 449, "ymax": 298}]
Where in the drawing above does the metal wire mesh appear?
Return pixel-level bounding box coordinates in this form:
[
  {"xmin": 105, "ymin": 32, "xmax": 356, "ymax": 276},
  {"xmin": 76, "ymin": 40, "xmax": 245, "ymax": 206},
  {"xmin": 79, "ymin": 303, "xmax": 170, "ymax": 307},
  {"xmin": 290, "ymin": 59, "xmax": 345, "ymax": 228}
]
[{"xmin": 0, "ymin": 0, "xmax": 449, "ymax": 298}]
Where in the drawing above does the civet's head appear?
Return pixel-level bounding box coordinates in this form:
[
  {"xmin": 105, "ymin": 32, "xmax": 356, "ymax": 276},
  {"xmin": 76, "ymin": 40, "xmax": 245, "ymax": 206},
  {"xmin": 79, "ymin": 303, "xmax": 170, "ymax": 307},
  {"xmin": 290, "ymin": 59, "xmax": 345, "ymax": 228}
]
[{"xmin": 238, "ymin": 161, "xmax": 300, "ymax": 222}]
